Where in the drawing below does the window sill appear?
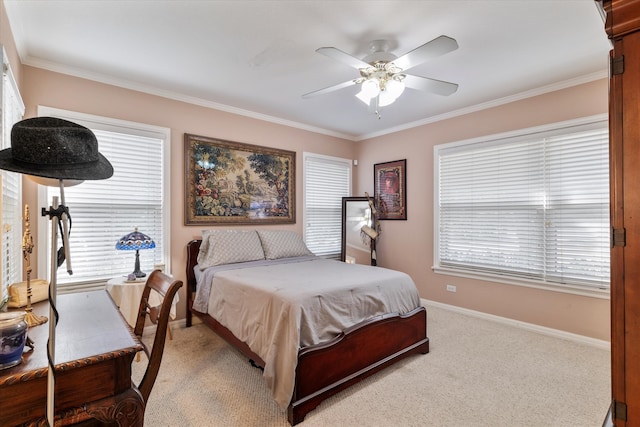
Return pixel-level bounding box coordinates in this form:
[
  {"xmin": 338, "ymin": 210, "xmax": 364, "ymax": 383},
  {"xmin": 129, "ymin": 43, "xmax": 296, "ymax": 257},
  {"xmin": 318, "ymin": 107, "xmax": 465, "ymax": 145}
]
[
  {"xmin": 57, "ymin": 279, "xmax": 109, "ymax": 295},
  {"xmin": 432, "ymin": 266, "xmax": 610, "ymax": 299}
]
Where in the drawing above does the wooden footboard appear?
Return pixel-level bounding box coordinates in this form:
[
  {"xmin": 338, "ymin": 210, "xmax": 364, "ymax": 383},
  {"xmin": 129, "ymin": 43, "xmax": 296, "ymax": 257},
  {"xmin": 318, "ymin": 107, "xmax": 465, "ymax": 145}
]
[
  {"xmin": 185, "ymin": 239, "xmax": 429, "ymax": 425},
  {"xmin": 289, "ymin": 306, "xmax": 428, "ymax": 424}
]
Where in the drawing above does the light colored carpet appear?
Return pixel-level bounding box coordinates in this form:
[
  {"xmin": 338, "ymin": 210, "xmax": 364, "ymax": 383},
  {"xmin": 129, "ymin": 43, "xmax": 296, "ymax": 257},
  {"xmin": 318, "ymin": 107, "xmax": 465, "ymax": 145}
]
[{"xmin": 133, "ymin": 304, "xmax": 610, "ymax": 426}]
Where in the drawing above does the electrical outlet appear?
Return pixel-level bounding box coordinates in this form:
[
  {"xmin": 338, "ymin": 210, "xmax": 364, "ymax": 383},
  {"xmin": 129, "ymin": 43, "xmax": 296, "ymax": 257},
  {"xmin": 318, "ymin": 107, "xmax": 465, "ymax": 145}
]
[{"xmin": 446, "ymin": 284, "xmax": 457, "ymax": 292}]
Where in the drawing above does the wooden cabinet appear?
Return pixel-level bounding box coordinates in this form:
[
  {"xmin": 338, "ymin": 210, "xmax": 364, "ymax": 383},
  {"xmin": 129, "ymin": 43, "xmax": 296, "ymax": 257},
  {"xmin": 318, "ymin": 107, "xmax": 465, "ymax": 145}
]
[{"xmin": 603, "ymin": 1, "xmax": 640, "ymax": 425}]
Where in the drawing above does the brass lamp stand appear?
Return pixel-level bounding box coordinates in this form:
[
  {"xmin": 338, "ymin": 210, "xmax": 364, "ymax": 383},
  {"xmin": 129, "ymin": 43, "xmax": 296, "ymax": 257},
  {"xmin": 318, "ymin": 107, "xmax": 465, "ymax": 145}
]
[{"xmin": 21, "ymin": 205, "xmax": 47, "ymax": 327}]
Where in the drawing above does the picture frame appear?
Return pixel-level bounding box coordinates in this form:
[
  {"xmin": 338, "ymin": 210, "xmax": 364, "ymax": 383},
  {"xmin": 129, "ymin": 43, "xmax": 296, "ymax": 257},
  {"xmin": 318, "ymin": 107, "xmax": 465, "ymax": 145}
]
[
  {"xmin": 374, "ymin": 159, "xmax": 407, "ymax": 220},
  {"xmin": 184, "ymin": 133, "xmax": 295, "ymax": 225}
]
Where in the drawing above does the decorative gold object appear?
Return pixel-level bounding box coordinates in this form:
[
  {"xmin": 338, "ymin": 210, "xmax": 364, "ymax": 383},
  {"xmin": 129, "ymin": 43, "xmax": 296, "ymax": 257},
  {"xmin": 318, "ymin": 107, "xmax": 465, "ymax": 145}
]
[{"xmin": 22, "ymin": 205, "xmax": 48, "ymax": 327}]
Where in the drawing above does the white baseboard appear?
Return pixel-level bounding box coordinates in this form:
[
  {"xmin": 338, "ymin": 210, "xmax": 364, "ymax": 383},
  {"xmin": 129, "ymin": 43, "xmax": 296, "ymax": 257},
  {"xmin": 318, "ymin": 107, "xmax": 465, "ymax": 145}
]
[
  {"xmin": 141, "ymin": 318, "xmax": 185, "ymax": 337},
  {"xmin": 156, "ymin": 302, "xmax": 610, "ymax": 350},
  {"xmin": 421, "ymin": 298, "xmax": 610, "ymax": 351}
]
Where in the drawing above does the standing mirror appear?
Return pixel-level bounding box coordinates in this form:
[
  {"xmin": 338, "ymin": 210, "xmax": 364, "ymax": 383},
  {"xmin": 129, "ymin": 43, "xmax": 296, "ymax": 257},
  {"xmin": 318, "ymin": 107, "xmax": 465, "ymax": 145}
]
[{"xmin": 341, "ymin": 196, "xmax": 376, "ymax": 265}]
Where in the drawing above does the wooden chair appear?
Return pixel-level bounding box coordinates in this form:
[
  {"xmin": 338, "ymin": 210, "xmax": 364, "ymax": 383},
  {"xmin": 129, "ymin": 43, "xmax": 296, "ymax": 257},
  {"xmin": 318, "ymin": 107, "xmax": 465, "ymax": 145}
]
[{"xmin": 133, "ymin": 269, "xmax": 183, "ymax": 403}]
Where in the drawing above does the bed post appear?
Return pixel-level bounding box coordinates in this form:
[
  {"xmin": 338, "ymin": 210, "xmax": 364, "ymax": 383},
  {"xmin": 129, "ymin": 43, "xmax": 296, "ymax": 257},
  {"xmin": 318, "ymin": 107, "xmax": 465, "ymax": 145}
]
[{"xmin": 185, "ymin": 239, "xmax": 201, "ymax": 327}]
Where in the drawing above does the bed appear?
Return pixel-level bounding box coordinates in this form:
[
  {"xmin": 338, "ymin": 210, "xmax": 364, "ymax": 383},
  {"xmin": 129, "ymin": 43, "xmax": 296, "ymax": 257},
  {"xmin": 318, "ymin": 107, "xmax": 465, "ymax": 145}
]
[{"xmin": 185, "ymin": 230, "xmax": 429, "ymax": 425}]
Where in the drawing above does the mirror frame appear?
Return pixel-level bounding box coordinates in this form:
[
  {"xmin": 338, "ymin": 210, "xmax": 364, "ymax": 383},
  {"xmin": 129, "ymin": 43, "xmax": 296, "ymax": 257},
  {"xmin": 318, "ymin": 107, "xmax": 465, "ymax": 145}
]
[{"xmin": 341, "ymin": 196, "xmax": 375, "ymax": 265}]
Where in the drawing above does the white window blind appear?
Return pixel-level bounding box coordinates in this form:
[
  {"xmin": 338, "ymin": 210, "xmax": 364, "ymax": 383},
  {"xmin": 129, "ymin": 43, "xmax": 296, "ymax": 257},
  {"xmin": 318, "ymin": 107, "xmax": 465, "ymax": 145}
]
[
  {"xmin": 1, "ymin": 51, "xmax": 24, "ymax": 300},
  {"xmin": 303, "ymin": 153, "xmax": 351, "ymax": 258},
  {"xmin": 38, "ymin": 110, "xmax": 168, "ymax": 287},
  {"xmin": 435, "ymin": 118, "xmax": 610, "ymax": 290}
]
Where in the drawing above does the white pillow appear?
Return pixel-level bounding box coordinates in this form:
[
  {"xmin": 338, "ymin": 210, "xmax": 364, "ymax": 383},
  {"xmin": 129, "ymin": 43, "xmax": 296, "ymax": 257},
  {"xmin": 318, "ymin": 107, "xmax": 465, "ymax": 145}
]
[
  {"xmin": 257, "ymin": 230, "xmax": 312, "ymax": 260},
  {"xmin": 198, "ymin": 230, "xmax": 265, "ymax": 270}
]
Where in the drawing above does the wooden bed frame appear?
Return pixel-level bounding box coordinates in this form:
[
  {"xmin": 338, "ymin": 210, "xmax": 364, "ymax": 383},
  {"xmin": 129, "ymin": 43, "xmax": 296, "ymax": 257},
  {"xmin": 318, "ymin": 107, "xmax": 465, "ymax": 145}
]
[{"xmin": 186, "ymin": 239, "xmax": 429, "ymax": 425}]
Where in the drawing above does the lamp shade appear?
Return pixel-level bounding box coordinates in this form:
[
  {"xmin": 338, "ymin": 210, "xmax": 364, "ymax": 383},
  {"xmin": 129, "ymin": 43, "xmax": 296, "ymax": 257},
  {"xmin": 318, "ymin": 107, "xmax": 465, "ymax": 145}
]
[
  {"xmin": 360, "ymin": 78, "xmax": 380, "ymax": 99},
  {"xmin": 116, "ymin": 228, "xmax": 155, "ymax": 278},
  {"xmin": 379, "ymin": 79, "xmax": 405, "ymax": 107},
  {"xmin": 116, "ymin": 228, "xmax": 156, "ymax": 251},
  {"xmin": 355, "ymin": 89, "xmax": 373, "ymax": 105}
]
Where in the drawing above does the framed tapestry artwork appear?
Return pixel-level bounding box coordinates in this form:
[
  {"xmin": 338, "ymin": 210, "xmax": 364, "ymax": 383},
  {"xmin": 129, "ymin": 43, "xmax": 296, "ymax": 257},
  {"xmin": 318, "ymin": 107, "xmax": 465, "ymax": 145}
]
[
  {"xmin": 184, "ymin": 133, "xmax": 295, "ymax": 225},
  {"xmin": 374, "ymin": 159, "xmax": 407, "ymax": 220}
]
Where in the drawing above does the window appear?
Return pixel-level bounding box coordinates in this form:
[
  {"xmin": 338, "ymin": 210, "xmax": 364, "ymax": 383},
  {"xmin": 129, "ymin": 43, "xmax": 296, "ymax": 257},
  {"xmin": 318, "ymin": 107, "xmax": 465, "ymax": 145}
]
[
  {"xmin": 434, "ymin": 115, "xmax": 609, "ymax": 293},
  {"xmin": 303, "ymin": 152, "xmax": 351, "ymax": 258},
  {"xmin": 37, "ymin": 107, "xmax": 170, "ymax": 289},
  {"xmin": 1, "ymin": 48, "xmax": 24, "ymax": 302}
]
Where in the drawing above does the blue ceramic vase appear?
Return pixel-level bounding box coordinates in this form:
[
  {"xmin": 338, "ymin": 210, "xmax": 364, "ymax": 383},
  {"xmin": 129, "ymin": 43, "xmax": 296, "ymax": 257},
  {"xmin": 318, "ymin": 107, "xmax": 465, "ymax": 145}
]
[{"xmin": 0, "ymin": 311, "xmax": 28, "ymax": 370}]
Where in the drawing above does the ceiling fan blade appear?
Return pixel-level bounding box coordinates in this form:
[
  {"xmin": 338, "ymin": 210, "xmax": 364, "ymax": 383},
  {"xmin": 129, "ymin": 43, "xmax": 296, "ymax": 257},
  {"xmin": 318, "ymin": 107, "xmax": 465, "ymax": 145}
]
[
  {"xmin": 316, "ymin": 47, "xmax": 371, "ymax": 69},
  {"xmin": 403, "ymin": 74, "xmax": 459, "ymax": 96},
  {"xmin": 302, "ymin": 79, "xmax": 358, "ymax": 98},
  {"xmin": 391, "ymin": 36, "xmax": 458, "ymax": 71}
]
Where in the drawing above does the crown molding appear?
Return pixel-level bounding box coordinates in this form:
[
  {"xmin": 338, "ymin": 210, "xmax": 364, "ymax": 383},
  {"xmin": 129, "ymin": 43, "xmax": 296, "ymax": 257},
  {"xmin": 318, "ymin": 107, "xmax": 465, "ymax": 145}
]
[
  {"xmin": 356, "ymin": 70, "xmax": 609, "ymax": 141},
  {"xmin": 23, "ymin": 56, "xmax": 356, "ymax": 141},
  {"xmin": 24, "ymin": 56, "xmax": 606, "ymax": 143}
]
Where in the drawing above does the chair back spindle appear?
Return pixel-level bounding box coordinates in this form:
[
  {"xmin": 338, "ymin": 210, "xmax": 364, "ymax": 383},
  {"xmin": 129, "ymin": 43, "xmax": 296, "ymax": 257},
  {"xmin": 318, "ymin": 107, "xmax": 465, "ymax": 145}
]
[{"xmin": 133, "ymin": 269, "xmax": 183, "ymax": 403}]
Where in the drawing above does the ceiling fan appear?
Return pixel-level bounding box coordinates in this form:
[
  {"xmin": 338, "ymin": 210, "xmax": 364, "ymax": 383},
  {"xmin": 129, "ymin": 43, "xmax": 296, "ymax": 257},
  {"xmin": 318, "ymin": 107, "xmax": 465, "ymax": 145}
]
[{"xmin": 302, "ymin": 36, "xmax": 459, "ymax": 117}]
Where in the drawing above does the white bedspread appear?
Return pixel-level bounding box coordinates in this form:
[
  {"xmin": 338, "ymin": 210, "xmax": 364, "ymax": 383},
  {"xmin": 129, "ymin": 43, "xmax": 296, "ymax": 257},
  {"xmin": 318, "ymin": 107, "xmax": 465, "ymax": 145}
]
[{"xmin": 194, "ymin": 257, "xmax": 421, "ymax": 409}]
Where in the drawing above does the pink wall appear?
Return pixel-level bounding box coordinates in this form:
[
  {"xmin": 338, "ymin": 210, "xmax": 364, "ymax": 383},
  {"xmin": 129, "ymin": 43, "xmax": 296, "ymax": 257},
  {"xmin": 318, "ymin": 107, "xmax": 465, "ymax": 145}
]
[
  {"xmin": 5, "ymin": 0, "xmax": 610, "ymax": 338},
  {"xmin": 19, "ymin": 66, "xmax": 356, "ymax": 320},
  {"xmin": 22, "ymin": 68, "xmax": 609, "ymax": 339},
  {"xmin": 354, "ymin": 79, "xmax": 610, "ymax": 340}
]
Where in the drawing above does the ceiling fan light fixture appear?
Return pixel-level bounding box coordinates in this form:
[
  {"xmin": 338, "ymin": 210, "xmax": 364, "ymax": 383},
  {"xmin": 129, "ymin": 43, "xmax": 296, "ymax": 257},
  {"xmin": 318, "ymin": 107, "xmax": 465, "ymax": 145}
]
[
  {"xmin": 387, "ymin": 78, "xmax": 405, "ymax": 98},
  {"xmin": 378, "ymin": 79, "xmax": 405, "ymax": 107},
  {"xmin": 305, "ymin": 35, "xmax": 458, "ymax": 114},
  {"xmin": 356, "ymin": 78, "xmax": 381, "ymax": 104},
  {"xmin": 355, "ymin": 90, "xmax": 372, "ymax": 105},
  {"xmin": 361, "ymin": 78, "xmax": 380, "ymax": 98},
  {"xmin": 378, "ymin": 92, "xmax": 395, "ymax": 107}
]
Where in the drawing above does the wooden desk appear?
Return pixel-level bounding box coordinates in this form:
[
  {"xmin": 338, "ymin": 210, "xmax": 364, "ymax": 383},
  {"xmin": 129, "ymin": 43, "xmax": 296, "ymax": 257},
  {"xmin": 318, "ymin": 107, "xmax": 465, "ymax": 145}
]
[{"xmin": 0, "ymin": 291, "xmax": 144, "ymax": 426}]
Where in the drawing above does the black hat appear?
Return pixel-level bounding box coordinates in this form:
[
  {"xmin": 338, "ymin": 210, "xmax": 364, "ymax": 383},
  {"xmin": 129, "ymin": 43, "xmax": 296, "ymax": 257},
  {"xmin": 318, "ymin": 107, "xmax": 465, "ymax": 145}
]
[{"xmin": 0, "ymin": 117, "xmax": 113, "ymax": 180}]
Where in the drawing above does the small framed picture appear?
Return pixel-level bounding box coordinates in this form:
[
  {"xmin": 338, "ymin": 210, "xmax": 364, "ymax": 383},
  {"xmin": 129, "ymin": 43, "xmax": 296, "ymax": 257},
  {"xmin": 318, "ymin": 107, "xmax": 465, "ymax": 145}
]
[{"xmin": 374, "ymin": 159, "xmax": 406, "ymax": 220}]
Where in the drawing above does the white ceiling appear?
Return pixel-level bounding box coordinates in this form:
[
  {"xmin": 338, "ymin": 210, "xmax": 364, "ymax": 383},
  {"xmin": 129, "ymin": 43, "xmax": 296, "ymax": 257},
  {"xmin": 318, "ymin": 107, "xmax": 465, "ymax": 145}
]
[{"xmin": 4, "ymin": 1, "xmax": 611, "ymax": 140}]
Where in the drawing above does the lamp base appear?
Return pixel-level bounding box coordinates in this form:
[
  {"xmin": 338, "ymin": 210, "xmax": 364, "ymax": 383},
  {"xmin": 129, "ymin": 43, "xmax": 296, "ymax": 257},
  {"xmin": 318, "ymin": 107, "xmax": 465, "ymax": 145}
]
[
  {"xmin": 24, "ymin": 309, "xmax": 48, "ymax": 327},
  {"xmin": 132, "ymin": 250, "xmax": 146, "ymax": 278},
  {"xmin": 132, "ymin": 270, "xmax": 146, "ymax": 278}
]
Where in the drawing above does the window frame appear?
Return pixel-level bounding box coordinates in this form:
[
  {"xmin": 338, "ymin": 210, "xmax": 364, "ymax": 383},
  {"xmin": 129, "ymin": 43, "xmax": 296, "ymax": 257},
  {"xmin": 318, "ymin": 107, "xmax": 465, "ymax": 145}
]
[
  {"xmin": 433, "ymin": 114, "xmax": 610, "ymax": 298},
  {"xmin": 303, "ymin": 152, "xmax": 352, "ymax": 259},
  {"xmin": 35, "ymin": 106, "xmax": 171, "ymax": 290},
  {"xmin": 0, "ymin": 47, "xmax": 25, "ymax": 302}
]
